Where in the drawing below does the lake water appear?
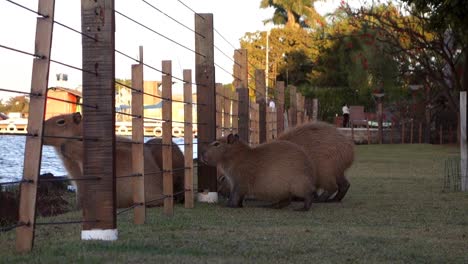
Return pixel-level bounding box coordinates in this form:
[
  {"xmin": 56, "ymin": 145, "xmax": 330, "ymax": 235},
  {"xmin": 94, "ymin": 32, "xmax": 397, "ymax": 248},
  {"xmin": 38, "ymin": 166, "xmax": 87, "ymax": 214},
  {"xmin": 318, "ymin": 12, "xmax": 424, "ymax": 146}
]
[{"xmin": 0, "ymin": 136, "xmax": 197, "ymax": 184}]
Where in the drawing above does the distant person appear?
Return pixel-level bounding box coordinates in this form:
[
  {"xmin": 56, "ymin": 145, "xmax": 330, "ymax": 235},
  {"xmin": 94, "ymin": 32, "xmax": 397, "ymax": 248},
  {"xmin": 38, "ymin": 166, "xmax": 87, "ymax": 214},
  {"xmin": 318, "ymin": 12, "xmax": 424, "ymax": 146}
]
[
  {"xmin": 342, "ymin": 103, "xmax": 350, "ymax": 127},
  {"xmin": 268, "ymin": 98, "xmax": 276, "ymax": 109}
]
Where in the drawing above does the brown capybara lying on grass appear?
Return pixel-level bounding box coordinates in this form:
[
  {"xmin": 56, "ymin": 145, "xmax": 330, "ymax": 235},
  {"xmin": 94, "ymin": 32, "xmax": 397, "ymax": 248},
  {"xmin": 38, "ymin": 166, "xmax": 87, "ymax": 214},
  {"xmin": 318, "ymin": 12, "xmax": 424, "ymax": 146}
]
[
  {"xmin": 278, "ymin": 121, "xmax": 354, "ymax": 202},
  {"xmin": 202, "ymin": 134, "xmax": 317, "ymax": 211},
  {"xmin": 43, "ymin": 112, "xmax": 184, "ymax": 208},
  {"xmin": 217, "ymin": 121, "xmax": 354, "ymax": 203}
]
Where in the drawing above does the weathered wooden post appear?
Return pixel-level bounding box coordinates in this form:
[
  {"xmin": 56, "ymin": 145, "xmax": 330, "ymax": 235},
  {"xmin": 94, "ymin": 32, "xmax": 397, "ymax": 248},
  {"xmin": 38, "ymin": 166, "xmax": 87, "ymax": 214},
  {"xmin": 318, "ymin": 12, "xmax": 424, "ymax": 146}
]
[
  {"xmin": 419, "ymin": 122, "xmax": 422, "ymax": 144},
  {"xmin": 288, "ymin": 86, "xmax": 297, "ymax": 127},
  {"xmin": 234, "ymin": 49, "xmax": 249, "ymax": 142},
  {"xmin": 162, "ymin": 61, "xmax": 173, "ymax": 216},
  {"xmin": 460, "ymin": 91, "xmax": 467, "ymax": 191},
  {"xmin": 80, "ymin": 0, "xmax": 117, "ymax": 241},
  {"xmin": 223, "ymin": 86, "xmax": 231, "ymax": 135},
  {"xmin": 312, "ymin": 98, "xmax": 318, "ymax": 122},
  {"xmin": 377, "ymin": 99, "xmax": 383, "ymax": 144},
  {"xmin": 184, "ymin": 69, "xmax": 194, "ymax": 208},
  {"xmin": 410, "ymin": 119, "xmax": 414, "ymax": 144},
  {"xmin": 16, "ymin": 0, "xmax": 55, "ymax": 252},
  {"xmin": 276, "ymin": 81, "xmax": 285, "ymax": 135},
  {"xmin": 255, "ymin": 69, "xmax": 267, "ymax": 143},
  {"xmin": 215, "ymin": 83, "xmax": 223, "ymax": 138},
  {"xmin": 131, "ymin": 46, "xmax": 145, "ymax": 224},
  {"xmin": 195, "ymin": 13, "xmax": 217, "ymax": 201},
  {"xmin": 231, "ymin": 88, "xmax": 239, "ymax": 135}
]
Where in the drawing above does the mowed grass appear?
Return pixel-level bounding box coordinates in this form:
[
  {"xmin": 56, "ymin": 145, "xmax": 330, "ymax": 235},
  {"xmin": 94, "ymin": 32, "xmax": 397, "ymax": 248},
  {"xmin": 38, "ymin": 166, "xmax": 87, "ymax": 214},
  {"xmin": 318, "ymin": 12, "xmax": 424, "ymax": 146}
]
[{"xmin": 1, "ymin": 144, "xmax": 467, "ymax": 263}]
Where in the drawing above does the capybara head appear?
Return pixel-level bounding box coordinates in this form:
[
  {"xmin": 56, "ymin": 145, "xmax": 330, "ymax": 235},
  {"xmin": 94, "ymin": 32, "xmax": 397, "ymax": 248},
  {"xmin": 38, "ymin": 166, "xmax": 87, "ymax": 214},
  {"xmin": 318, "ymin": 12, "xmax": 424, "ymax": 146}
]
[
  {"xmin": 43, "ymin": 112, "xmax": 82, "ymax": 146},
  {"xmin": 201, "ymin": 134, "xmax": 241, "ymax": 166}
]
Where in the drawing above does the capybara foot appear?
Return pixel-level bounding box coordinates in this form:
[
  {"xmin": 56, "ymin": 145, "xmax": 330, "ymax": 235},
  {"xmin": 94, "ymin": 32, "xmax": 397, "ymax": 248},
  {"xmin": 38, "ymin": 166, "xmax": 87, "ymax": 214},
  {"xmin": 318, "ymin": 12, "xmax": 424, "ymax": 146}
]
[
  {"xmin": 317, "ymin": 190, "xmax": 333, "ymax": 203},
  {"xmin": 330, "ymin": 181, "xmax": 350, "ymax": 202}
]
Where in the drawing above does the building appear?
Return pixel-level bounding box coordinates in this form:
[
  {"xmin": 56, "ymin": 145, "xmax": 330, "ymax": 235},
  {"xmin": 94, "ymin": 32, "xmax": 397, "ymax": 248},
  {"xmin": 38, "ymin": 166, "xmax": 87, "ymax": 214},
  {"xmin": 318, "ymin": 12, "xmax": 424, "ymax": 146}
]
[{"xmin": 45, "ymin": 87, "xmax": 82, "ymax": 120}]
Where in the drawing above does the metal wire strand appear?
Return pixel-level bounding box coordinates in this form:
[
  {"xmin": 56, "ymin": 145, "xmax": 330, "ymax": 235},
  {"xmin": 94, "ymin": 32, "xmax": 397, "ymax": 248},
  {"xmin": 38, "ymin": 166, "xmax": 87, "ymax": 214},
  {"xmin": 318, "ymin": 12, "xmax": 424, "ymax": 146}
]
[
  {"xmin": 176, "ymin": 0, "xmax": 204, "ymax": 20},
  {"xmin": 115, "ymin": 10, "xmax": 205, "ymax": 57},
  {"xmin": 0, "ymin": 222, "xmax": 27, "ymax": 233},
  {"xmin": 35, "ymin": 220, "xmax": 99, "ymax": 226},
  {"xmin": 5, "ymin": 0, "xmax": 47, "ymax": 17},
  {"xmin": 141, "ymin": 0, "xmax": 204, "ymax": 38}
]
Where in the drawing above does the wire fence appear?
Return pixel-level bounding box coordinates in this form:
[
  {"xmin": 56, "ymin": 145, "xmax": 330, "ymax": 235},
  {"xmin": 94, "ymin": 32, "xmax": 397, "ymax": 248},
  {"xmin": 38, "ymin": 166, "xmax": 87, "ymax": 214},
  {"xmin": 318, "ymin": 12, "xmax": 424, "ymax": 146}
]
[{"xmin": 0, "ymin": 0, "xmax": 290, "ymax": 254}]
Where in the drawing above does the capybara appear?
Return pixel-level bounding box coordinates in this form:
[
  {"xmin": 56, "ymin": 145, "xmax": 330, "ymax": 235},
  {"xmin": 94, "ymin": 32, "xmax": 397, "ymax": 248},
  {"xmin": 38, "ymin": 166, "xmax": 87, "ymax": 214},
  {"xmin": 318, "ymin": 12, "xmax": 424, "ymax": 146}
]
[
  {"xmin": 42, "ymin": 112, "xmax": 184, "ymax": 207},
  {"xmin": 57, "ymin": 137, "xmax": 163, "ymax": 208},
  {"xmin": 201, "ymin": 134, "xmax": 317, "ymax": 210},
  {"xmin": 278, "ymin": 121, "xmax": 354, "ymax": 202},
  {"xmin": 145, "ymin": 138, "xmax": 185, "ymax": 202},
  {"xmin": 218, "ymin": 121, "xmax": 354, "ymax": 202}
]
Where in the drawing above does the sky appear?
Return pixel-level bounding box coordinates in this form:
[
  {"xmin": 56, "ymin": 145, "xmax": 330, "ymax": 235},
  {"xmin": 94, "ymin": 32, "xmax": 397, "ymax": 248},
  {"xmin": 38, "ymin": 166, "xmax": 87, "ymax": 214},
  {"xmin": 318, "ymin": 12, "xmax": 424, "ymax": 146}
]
[{"xmin": 0, "ymin": 0, "xmax": 345, "ymax": 100}]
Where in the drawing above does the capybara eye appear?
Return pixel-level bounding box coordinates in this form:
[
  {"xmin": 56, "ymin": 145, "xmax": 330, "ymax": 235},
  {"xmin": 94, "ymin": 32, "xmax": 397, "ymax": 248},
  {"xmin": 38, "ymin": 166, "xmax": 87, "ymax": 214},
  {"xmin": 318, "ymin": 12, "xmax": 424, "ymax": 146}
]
[{"xmin": 56, "ymin": 119, "xmax": 66, "ymax": 126}]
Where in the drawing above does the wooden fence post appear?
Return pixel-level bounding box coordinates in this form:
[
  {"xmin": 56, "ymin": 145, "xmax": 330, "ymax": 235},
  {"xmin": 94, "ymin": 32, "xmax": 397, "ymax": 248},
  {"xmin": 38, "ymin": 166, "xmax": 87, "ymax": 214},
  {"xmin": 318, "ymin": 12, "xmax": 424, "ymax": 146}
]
[
  {"xmin": 223, "ymin": 86, "xmax": 231, "ymax": 136},
  {"xmin": 80, "ymin": 0, "xmax": 117, "ymax": 241},
  {"xmin": 234, "ymin": 49, "xmax": 249, "ymax": 142},
  {"xmin": 184, "ymin": 69, "xmax": 194, "ymax": 208},
  {"xmin": 377, "ymin": 100, "xmax": 383, "ymax": 144},
  {"xmin": 410, "ymin": 119, "xmax": 414, "ymax": 144},
  {"xmin": 162, "ymin": 61, "xmax": 173, "ymax": 216},
  {"xmin": 440, "ymin": 125, "xmax": 443, "ymax": 145},
  {"xmin": 16, "ymin": 0, "xmax": 55, "ymax": 252},
  {"xmin": 231, "ymin": 88, "xmax": 239, "ymax": 135},
  {"xmin": 131, "ymin": 46, "xmax": 145, "ymax": 224},
  {"xmin": 401, "ymin": 122, "xmax": 405, "ymax": 144},
  {"xmin": 255, "ymin": 69, "xmax": 267, "ymax": 143},
  {"xmin": 215, "ymin": 83, "xmax": 223, "ymax": 138},
  {"xmin": 276, "ymin": 81, "xmax": 285, "ymax": 135},
  {"xmin": 460, "ymin": 91, "xmax": 467, "ymax": 191},
  {"xmin": 195, "ymin": 13, "xmax": 217, "ymax": 196},
  {"xmin": 312, "ymin": 98, "xmax": 318, "ymax": 122},
  {"xmin": 419, "ymin": 122, "xmax": 422, "ymax": 144},
  {"xmin": 390, "ymin": 123, "xmax": 394, "ymax": 144},
  {"xmin": 289, "ymin": 86, "xmax": 297, "ymax": 127}
]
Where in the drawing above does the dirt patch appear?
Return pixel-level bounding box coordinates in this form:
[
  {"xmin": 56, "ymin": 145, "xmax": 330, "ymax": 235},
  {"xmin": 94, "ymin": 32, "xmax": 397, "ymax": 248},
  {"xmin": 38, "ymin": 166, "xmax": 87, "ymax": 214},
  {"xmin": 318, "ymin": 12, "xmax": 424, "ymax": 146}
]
[{"xmin": 0, "ymin": 173, "xmax": 73, "ymax": 226}]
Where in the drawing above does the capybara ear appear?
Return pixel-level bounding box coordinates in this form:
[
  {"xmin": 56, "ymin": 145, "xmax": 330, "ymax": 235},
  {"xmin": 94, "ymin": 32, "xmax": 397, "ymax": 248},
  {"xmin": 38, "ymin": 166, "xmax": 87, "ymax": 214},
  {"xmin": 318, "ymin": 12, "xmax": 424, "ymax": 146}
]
[
  {"xmin": 227, "ymin": 133, "xmax": 235, "ymax": 144},
  {"xmin": 72, "ymin": 112, "xmax": 82, "ymax": 124}
]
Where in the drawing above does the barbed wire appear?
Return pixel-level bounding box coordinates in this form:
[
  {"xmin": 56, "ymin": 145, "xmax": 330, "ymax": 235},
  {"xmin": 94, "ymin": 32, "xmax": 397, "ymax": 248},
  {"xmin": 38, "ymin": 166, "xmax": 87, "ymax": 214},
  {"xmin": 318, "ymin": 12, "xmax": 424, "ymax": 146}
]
[{"xmin": 115, "ymin": 9, "xmax": 204, "ymax": 58}]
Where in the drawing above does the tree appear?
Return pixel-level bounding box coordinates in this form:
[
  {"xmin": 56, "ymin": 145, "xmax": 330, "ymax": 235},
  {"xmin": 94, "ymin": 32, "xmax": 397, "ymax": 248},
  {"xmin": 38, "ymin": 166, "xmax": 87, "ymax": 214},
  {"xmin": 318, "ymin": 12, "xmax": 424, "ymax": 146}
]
[
  {"xmin": 260, "ymin": 0, "xmax": 324, "ymax": 28},
  {"xmin": 341, "ymin": 2, "xmax": 465, "ymax": 115}
]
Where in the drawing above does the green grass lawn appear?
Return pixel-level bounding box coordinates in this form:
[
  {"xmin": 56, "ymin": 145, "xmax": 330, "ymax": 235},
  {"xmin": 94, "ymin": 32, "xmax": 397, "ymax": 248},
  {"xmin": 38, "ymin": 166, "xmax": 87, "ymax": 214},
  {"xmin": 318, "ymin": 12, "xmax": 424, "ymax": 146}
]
[{"xmin": 1, "ymin": 144, "xmax": 467, "ymax": 263}]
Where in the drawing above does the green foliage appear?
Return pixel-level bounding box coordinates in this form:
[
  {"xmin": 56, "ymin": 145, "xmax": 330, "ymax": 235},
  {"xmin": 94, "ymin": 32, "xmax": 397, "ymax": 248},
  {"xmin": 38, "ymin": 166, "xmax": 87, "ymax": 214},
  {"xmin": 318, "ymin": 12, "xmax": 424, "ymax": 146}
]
[
  {"xmin": 0, "ymin": 96, "xmax": 29, "ymax": 114},
  {"xmin": 260, "ymin": 0, "xmax": 324, "ymax": 28}
]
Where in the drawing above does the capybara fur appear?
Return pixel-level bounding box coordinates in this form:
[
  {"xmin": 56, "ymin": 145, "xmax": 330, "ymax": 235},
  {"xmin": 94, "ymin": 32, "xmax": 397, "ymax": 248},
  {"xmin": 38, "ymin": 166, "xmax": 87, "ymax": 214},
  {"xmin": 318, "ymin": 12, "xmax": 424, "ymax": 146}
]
[
  {"xmin": 278, "ymin": 121, "xmax": 354, "ymax": 202},
  {"xmin": 43, "ymin": 112, "xmax": 184, "ymax": 207},
  {"xmin": 145, "ymin": 138, "xmax": 185, "ymax": 202},
  {"xmin": 218, "ymin": 121, "xmax": 354, "ymax": 202},
  {"xmin": 202, "ymin": 134, "xmax": 317, "ymax": 210}
]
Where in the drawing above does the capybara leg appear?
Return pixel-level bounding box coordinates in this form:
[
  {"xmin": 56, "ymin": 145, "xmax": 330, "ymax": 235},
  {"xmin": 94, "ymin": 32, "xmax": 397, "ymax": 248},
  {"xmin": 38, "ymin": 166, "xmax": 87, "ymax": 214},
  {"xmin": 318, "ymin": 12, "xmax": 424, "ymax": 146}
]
[
  {"xmin": 330, "ymin": 177, "xmax": 350, "ymax": 202},
  {"xmin": 227, "ymin": 186, "xmax": 243, "ymax": 208},
  {"xmin": 299, "ymin": 192, "xmax": 314, "ymax": 211}
]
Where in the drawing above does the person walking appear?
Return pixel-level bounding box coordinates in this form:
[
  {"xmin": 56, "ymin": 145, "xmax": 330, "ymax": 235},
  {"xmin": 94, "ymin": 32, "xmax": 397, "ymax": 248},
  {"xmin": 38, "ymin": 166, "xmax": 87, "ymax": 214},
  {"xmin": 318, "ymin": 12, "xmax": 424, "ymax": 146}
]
[{"xmin": 342, "ymin": 103, "xmax": 350, "ymax": 127}]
